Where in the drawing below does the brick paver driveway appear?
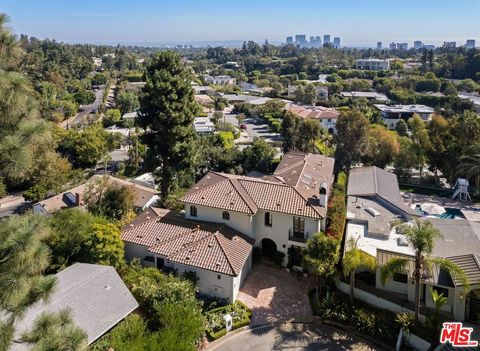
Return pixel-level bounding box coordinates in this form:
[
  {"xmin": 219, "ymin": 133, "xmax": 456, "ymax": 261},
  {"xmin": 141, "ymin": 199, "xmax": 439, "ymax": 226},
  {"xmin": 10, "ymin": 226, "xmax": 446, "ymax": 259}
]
[{"xmin": 237, "ymin": 264, "xmax": 312, "ymax": 325}]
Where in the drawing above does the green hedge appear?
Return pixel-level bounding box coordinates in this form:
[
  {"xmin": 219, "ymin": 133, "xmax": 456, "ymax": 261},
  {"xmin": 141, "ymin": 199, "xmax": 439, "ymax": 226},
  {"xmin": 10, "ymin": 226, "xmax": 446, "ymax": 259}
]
[
  {"xmin": 326, "ymin": 172, "xmax": 347, "ymax": 239},
  {"xmin": 205, "ymin": 301, "xmax": 252, "ymax": 341}
]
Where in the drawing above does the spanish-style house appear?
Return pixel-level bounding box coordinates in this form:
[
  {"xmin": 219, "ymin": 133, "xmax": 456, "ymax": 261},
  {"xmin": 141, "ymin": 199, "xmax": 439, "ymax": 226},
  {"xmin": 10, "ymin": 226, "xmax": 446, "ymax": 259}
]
[
  {"xmin": 121, "ymin": 152, "xmax": 335, "ymax": 302},
  {"xmin": 344, "ymin": 166, "xmax": 480, "ymax": 323}
]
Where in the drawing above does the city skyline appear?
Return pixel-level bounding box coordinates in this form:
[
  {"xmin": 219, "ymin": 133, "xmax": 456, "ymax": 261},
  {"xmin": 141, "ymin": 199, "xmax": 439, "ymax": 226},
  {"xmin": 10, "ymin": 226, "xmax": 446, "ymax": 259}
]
[{"xmin": 1, "ymin": 0, "xmax": 479, "ymax": 47}]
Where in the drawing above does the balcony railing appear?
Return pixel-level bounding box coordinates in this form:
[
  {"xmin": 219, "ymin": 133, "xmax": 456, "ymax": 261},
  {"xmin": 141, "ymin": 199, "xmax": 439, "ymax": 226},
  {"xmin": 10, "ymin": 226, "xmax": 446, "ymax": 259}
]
[{"xmin": 288, "ymin": 229, "xmax": 308, "ymax": 243}]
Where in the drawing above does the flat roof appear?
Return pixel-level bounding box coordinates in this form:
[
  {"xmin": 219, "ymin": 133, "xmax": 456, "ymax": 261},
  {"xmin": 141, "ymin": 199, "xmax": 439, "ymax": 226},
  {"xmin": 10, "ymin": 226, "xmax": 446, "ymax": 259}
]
[{"xmin": 374, "ymin": 104, "xmax": 434, "ymax": 113}]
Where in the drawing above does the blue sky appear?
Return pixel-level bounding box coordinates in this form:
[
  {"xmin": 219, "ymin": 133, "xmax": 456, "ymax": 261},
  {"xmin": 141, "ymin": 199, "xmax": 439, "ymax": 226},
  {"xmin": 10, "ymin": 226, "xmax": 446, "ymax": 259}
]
[{"xmin": 1, "ymin": 0, "xmax": 479, "ymax": 46}]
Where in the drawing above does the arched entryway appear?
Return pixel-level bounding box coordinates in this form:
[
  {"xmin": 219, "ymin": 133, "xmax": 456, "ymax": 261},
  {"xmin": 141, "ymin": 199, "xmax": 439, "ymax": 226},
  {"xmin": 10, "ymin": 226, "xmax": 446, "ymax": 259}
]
[
  {"xmin": 261, "ymin": 238, "xmax": 277, "ymax": 258},
  {"xmin": 466, "ymin": 289, "xmax": 480, "ymax": 323}
]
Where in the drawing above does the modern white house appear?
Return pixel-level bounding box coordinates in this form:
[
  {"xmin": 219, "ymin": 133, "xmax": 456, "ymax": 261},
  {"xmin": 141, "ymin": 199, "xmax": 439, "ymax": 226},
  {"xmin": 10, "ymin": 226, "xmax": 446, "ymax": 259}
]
[
  {"xmin": 122, "ymin": 152, "xmax": 335, "ymax": 302},
  {"xmin": 344, "ymin": 166, "xmax": 480, "ymax": 323},
  {"xmin": 374, "ymin": 104, "xmax": 435, "ymax": 129},
  {"xmin": 194, "ymin": 117, "xmax": 215, "ymax": 133},
  {"xmin": 355, "ymin": 58, "xmax": 390, "ymax": 71},
  {"xmin": 340, "ymin": 91, "xmax": 390, "ymax": 103},
  {"xmin": 204, "ymin": 75, "xmax": 236, "ymax": 86}
]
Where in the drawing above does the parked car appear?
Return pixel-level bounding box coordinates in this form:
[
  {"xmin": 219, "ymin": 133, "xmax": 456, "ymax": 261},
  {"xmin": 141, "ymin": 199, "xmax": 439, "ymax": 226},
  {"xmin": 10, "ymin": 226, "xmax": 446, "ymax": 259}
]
[{"xmin": 240, "ymin": 124, "xmax": 247, "ymax": 130}]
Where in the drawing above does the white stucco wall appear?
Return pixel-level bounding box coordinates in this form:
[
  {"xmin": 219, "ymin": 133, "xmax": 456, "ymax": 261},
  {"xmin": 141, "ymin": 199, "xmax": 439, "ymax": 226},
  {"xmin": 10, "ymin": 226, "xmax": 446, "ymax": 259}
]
[
  {"xmin": 124, "ymin": 242, "xmax": 150, "ymax": 262},
  {"xmin": 252, "ymin": 210, "xmax": 321, "ymax": 264},
  {"xmin": 184, "ymin": 203, "xmax": 253, "ymax": 237}
]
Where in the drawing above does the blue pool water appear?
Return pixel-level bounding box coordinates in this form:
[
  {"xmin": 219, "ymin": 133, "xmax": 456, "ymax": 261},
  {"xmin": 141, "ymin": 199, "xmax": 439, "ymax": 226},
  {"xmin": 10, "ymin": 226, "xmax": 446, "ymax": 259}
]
[{"xmin": 414, "ymin": 205, "xmax": 464, "ymax": 219}]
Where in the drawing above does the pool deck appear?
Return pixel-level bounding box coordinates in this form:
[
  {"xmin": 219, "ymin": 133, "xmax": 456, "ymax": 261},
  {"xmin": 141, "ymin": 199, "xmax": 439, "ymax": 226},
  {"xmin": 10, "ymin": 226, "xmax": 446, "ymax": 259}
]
[{"xmin": 402, "ymin": 192, "xmax": 480, "ymax": 221}]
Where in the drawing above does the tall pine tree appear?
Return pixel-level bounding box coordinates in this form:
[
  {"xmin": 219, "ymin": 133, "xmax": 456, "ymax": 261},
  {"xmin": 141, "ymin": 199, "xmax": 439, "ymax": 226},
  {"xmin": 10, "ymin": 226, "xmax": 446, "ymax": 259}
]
[{"xmin": 138, "ymin": 52, "xmax": 198, "ymax": 206}]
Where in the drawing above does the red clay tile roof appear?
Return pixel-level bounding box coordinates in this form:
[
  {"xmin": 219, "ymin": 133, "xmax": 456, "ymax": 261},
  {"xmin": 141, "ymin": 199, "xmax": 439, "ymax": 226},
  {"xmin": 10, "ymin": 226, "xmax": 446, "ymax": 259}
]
[
  {"xmin": 181, "ymin": 153, "xmax": 335, "ymax": 220},
  {"xmin": 286, "ymin": 105, "xmax": 340, "ymax": 120},
  {"xmin": 122, "ymin": 210, "xmax": 254, "ymax": 276}
]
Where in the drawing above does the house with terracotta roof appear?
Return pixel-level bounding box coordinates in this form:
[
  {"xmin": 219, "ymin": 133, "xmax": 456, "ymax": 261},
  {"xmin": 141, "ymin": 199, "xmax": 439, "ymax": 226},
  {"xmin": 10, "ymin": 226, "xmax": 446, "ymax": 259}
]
[
  {"xmin": 122, "ymin": 208, "xmax": 254, "ymax": 302},
  {"xmin": 182, "ymin": 152, "xmax": 335, "ymax": 268},
  {"xmin": 344, "ymin": 166, "xmax": 480, "ymax": 323},
  {"xmin": 286, "ymin": 104, "xmax": 341, "ymax": 134},
  {"xmin": 121, "ymin": 152, "xmax": 335, "ymax": 302}
]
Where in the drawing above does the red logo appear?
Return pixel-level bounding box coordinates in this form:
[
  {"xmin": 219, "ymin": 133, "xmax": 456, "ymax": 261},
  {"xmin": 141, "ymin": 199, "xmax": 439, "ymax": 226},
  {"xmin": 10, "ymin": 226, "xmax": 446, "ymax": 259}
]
[{"xmin": 440, "ymin": 322, "xmax": 478, "ymax": 347}]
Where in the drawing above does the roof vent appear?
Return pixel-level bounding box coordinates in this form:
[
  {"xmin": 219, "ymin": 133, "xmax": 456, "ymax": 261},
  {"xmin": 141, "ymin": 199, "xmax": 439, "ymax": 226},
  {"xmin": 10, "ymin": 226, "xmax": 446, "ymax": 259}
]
[
  {"xmin": 276, "ymin": 203, "xmax": 281, "ymax": 207},
  {"xmin": 230, "ymin": 201, "xmax": 235, "ymax": 205},
  {"xmin": 185, "ymin": 256, "xmax": 190, "ymax": 261},
  {"xmin": 216, "ymin": 261, "xmax": 221, "ymax": 266},
  {"xmin": 104, "ymin": 285, "xmax": 111, "ymax": 290},
  {"xmin": 365, "ymin": 207, "xmax": 380, "ymax": 217},
  {"xmin": 201, "ymin": 196, "xmax": 206, "ymax": 200},
  {"xmin": 146, "ymin": 216, "xmax": 151, "ymax": 220},
  {"xmin": 136, "ymin": 235, "xmax": 143, "ymax": 238},
  {"xmin": 208, "ymin": 242, "xmax": 213, "ymax": 248}
]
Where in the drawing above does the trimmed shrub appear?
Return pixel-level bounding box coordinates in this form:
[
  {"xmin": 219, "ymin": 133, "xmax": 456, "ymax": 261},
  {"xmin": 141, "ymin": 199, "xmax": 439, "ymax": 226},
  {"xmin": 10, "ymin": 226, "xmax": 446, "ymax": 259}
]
[{"xmin": 205, "ymin": 301, "xmax": 252, "ymax": 340}]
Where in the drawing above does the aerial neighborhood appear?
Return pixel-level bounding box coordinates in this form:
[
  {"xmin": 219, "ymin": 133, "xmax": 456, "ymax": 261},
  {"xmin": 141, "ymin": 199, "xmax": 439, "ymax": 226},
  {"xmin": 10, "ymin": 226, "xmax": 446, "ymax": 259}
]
[{"xmin": 0, "ymin": 3, "xmax": 480, "ymax": 351}]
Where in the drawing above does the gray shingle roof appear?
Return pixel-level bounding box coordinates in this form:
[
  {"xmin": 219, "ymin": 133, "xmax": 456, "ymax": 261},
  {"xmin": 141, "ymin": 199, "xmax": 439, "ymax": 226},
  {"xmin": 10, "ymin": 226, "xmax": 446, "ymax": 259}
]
[{"xmin": 11, "ymin": 264, "xmax": 138, "ymax": 349}]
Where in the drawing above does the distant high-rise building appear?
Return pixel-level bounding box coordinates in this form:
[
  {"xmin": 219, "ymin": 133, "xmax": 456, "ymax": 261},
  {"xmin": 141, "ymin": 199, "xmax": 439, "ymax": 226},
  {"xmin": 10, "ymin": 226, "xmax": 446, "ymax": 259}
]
[
  {"xmin": 423, "ymin": 44, "xmax": 435, "ymax": 50},
  {"xmin": 309, "ymin": 36, "xmax": 321, "ymax": 48},
  {"xmin": 397, "ymin": 42, "xmax": 408, "ymax": 50},
  {"xmin": 377, "ymin": 41, "xmax": 382, "ymax": 50},
  {"xmin": 389, "ymin": 42, "xmax": 397, "ymax": 50},
  {"xmin": 315, "ymin": 36, "xmax": 322, "ymax": 47},
  {"xmin": 323, "ymin": 35, "xmax": 331, "ymax": 45},
  {"xmin": 466, "ymin": 39, "xmax": 475, "ymax": 49},
  {"xmin": 414, "ymin": 41, "xmax": 423, "ymax": 50},
  {"xmin": 286, "ymin": 36, "xmax": 293, "ymax": 44},
  {"xmin": 333, "ymin": 37, "xmax": 341, "ymax": 48},
  {"xmin": 443, "ymin": 41, "xmax": 456, "ymax": 49},
  {"xmin": 295, "ymin": 34, "xmax": 307, "ymax": 45}
]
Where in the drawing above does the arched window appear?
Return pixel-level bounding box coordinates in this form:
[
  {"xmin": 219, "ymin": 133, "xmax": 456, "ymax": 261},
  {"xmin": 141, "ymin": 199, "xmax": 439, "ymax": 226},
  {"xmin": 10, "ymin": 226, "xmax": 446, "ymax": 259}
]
[
  {"xmin": 264, "ymin": 212, "xmax": 272, "ymax": 227},
  {"xmin": 190, "ymin": 205, "xmax": 197, "ymax": 217},
  {"xmin": 222, "ymin": 211, "xmax": 230, "ymax": 220}
]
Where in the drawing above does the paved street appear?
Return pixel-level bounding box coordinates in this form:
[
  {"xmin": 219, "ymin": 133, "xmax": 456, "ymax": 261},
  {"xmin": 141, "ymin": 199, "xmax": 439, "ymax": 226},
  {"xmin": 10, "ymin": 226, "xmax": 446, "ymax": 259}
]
[
  {"xmin": 223, "ymin": 114, "xmax": 282, "ymax": 144},
  {"xmin": 60, "ymin": 85, "xmax": 105, "ymax": 129},
  {"xmin": 238, "ymin": 264, "xmax": 312, "ymax": 325},
  {"xmin": 207, "ymin": 323, "xmax": 382, "ymax": 351}
]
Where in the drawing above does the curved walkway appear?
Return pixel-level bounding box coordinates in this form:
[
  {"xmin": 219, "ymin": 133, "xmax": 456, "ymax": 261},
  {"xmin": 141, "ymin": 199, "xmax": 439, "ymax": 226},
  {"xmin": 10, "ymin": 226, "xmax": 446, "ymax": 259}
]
[{"xmin": 207, "ymin": 323, "xmax": 385, "ymax": 351}]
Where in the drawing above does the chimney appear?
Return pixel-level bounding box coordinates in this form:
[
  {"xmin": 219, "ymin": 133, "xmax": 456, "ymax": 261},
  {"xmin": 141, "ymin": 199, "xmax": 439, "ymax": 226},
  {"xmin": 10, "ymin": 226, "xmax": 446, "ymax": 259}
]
[
  {"xmin": 319, "ymin": 183, "xmax": 328, "ymax": 207},
  {"xmin": 75, "ymin": 192, "xmax": 83, "ymax": 206}
]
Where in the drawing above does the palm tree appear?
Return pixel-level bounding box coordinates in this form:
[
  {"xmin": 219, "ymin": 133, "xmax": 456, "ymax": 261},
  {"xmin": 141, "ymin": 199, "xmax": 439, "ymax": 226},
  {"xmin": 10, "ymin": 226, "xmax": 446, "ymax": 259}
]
[
  {"xmin": 303, "ymin": 233, "xmax": 340, "ymax": 301},
  {"xmin": 458, "ymin": 143, "xmax": 480, "ymax": 194},
  {"xmin": 342, "ymin": 238, "xmax": 376, "ymax": 303},
  {"xmin": 380, "ymin": 219, "xmax": 468, "ymax": 321},
  {"xmin": 0, "ymin": 214, "xmax": 87, "ymax": 350}
]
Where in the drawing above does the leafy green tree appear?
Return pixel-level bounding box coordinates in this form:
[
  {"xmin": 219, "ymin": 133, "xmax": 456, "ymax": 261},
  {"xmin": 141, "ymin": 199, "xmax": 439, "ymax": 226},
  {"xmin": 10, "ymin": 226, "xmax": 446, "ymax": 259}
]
[
  {"xmin": 84, "ymin": 176, "xmax": 136, "ymax": 221},
  {"xmin": 303, "ymin": 84, "xmax": 317, "ymax": 105},
  {"xmin": 363, "ymin": 124, "xmax": 400, "ymax": 168},
  {"xmin": 122, "ymin": 263, "xmax": 205, "ymax": 350},
  {"xmin": 408, "ymin": 114, "xmax": 431, "ymax": 178},
  {"xmin": 211, "ymin": 111, "xmax": 223, "ymax": 124},
  {"xmin": 395, "ymin": 119, "xmax": 408, "ymax": 136},
  {"xmin": 281, "ymin": 112, "xmax": 300, "ymax": 152},
  {"xmin": 381, "ymin": 219, "xmax": 468, "ymax": 321},
  {"xmin": 393, "ymin": 137, "xmax": 418, "ymax": 182},
  {"xmin": 48, "ymin": 209, "xmax": 124, "ymax": 270},
  {"xmin": 0, "ymin": 213, "xmax": 87, "ymax": 350},
  {"xmin": 242, "ymin": 138, "xmax": 276, "ymax": 173},
  {"xmin": 92, "ymin": 73, "xmax": 108, "ymax": 86},
  {"xmin": 58, "ymin": 125, "xmax": 109, "ymax": 168},
  {"xmin": 103, "ymin": 108, "xmax": 121, "ymax": 126},
  {"xmin": 335, "ymin": 110, "xmax": 369, "ymax": 172},
  {"xmin": 342, "ymin": 238, "xmax": 376, "ymax": 303},
  {"xmin": 116, "ymin": 92, "xmax": 139, "ymax": 115},
  {"xmin": 303, "ymin": 233, "xmax": 340, "ymax": 301},
  {"xmin": 86, "ymin": 223, "xmax": 124, "ymax": 267},
  {"xmin": 138, "ymin": 51, "xmax": 199, "ymax": 206},
  {"xmin": 458, "ymin": 143, "xmax": 480, "ymax": 193}
]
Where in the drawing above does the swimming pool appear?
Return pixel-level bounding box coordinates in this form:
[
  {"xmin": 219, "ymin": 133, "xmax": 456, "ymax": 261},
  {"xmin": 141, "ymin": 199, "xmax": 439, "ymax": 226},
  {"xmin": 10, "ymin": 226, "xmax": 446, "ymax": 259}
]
[{"xmin": 414, "ymin": 205, "xmax": 464, "ymax": 219}]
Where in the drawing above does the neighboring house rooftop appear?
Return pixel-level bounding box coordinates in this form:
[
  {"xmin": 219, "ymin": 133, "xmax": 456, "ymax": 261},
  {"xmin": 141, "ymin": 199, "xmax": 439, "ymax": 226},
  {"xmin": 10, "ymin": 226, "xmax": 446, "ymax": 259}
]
[
  {"xmin": 286, "ymin": 104, "xmax": 340, "ymax": 120},
  {"xmin": 373, "ymin": 104, "xmax": 434, "ymax": 114},
  {"xmin": 347, "ymin": 166, "xmax": 416, "ymax": 215},
  {"xmin": 182, "ymin": 153, "xmax": 335, "ymax": 219},
  {"xmin": 122, "ymin": 111, "xmax": 138, "ymax": 119},
  {"xmin": 122, "ymin": 209, "xmax": 254, "ymax": 276},
  {"xmin": 11, "ymin": 263, "xmax": 138, "ymax": 349},
  {"xmin": 34, "ymin": 175, "xmax": 158, "ymax": 214},
  {"xmin": 340, "ymin": 91, "xmax": 390, "ymax": 102}
]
